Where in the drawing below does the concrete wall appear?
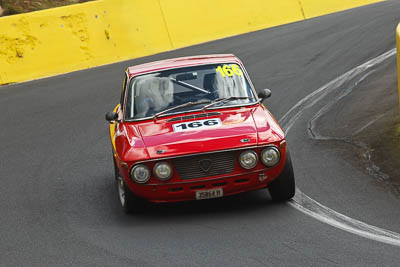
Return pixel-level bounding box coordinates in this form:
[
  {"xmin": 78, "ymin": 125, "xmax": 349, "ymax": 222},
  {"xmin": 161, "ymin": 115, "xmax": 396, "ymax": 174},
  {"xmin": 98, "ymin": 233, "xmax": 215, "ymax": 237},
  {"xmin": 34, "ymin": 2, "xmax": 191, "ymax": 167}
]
[
  {"xmin": 0, "ymin": 0, "xmax": 382, "ymax": 85},
  {"xmin": 300, "ymin": 0, "xmax": 380, "ymax": 18}
]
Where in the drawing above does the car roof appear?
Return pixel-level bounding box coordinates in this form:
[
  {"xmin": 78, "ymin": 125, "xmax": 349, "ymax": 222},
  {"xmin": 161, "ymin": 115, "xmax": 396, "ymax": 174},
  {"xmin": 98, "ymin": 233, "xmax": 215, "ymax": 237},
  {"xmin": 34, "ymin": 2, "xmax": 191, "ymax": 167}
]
[{"xmin": 127, "ymin": 54, "xmax": 242, "ymax": 77}]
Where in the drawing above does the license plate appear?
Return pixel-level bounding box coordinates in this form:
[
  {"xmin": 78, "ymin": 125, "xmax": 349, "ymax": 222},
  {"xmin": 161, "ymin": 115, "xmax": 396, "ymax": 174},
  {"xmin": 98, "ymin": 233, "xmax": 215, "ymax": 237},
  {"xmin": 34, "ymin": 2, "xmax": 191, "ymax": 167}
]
[{"xmin": 195, "ymin": 188, "xmax": 223, "ymax": 200}]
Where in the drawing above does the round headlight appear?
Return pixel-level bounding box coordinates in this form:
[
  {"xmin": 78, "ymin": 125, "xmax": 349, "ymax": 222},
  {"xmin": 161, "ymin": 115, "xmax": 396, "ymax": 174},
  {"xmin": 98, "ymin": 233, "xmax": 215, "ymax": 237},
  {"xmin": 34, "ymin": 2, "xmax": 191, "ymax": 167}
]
[
  {"xmin": 261, "ymin": 147, "xmax": 281, "ymax": 167},
  {"xmin": 153, "ymin": 162, "xmax": 173, "ymax": 181},
  {"xmin": 130, "ymin": 164, "xmax": 151, "ymax": 184},
  {"xmin": 239, "ymin": 150, "xmax": 258, "ymax": 169}
]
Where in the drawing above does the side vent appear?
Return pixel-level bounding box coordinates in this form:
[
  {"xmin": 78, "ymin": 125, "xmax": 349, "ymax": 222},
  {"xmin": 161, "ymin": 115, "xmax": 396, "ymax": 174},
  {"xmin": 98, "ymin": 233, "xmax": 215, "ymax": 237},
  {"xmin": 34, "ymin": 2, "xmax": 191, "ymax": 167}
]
[
  {"xmin": 235, "ymin": 178, "xmax": 250, "ymax": 184},
  {"xmin": 212, "ymin": 182, "xmax": 227, "ymax": 187},
  {"xmin": 168, "ymin": 187, "xmax": 183, "ymax": 192},
  {"xmin": 190, "ymin": 185, "xmax": 206, "ymax": 190}
]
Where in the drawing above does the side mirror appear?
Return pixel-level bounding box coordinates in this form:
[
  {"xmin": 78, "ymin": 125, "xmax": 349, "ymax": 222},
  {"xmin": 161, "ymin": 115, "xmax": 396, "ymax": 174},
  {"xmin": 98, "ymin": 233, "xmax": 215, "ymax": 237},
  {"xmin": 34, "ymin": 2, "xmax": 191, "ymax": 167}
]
[
  {"xmin": 258, "ymin": 89, "xmax": 272, "ymax": 101},
  {"xmin": 105, "ymin": 111, "xmax": 118, "ymax": 122}
]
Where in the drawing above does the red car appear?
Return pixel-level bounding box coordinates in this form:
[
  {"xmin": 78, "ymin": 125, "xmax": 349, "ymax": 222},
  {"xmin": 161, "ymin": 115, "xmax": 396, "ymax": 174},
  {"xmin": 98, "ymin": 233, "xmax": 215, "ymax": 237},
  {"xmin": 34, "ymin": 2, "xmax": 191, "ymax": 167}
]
[{"xmin": 106, "ymin": 54, "xmax": 295, "ymax": 213}]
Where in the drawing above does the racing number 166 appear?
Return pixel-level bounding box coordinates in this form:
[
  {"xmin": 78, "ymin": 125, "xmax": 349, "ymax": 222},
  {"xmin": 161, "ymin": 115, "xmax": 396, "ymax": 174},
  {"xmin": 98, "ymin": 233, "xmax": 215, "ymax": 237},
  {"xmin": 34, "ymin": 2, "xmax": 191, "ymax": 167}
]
[{"xmin": 173, "ymin": 119, "xmax": 221, "ymax": 132}]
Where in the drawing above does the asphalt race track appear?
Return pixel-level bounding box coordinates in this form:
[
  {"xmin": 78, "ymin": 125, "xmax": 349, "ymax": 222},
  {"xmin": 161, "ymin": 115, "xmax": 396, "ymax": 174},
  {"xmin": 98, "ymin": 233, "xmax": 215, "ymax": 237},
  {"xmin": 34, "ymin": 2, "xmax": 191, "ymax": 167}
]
[{"xmin": 2, "ymin": 1, "xmax": 400, "ymax": 266}]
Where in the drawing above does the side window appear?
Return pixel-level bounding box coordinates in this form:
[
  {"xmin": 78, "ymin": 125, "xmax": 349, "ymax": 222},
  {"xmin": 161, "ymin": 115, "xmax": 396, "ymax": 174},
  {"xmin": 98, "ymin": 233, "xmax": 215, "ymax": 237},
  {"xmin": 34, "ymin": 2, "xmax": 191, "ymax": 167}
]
[{"xmin": 120, "ymin": 73, "xmax": 128, "ymax": 109}]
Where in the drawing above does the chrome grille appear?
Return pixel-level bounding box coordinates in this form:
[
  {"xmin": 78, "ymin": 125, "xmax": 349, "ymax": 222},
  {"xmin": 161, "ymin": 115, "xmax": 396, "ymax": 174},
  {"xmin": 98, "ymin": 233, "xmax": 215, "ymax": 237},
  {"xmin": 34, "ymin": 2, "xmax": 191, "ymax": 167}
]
[
  {"xmin": 172, "ymin": 151, "xmax": 237, "ymax": 180},
  {"xmin": 168, "ymin": 112, "xmax": 221, "ymax": 122}
]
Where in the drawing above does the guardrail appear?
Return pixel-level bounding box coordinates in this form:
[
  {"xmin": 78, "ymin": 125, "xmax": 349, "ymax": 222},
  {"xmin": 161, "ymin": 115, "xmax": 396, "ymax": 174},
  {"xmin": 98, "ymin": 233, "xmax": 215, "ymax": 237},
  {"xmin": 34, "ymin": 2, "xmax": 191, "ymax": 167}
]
[{"xmin": 0, "ymin": 0, "xmax": 382, "ymax": 85}]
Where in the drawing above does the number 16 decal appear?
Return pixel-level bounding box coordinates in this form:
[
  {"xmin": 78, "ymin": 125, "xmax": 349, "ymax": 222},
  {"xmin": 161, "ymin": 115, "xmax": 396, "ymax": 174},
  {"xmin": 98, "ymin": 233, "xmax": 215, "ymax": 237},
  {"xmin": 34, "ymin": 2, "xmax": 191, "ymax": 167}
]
[{"xmin": 173, "ymin": 118, "xmax": 222, "ymax": 132}]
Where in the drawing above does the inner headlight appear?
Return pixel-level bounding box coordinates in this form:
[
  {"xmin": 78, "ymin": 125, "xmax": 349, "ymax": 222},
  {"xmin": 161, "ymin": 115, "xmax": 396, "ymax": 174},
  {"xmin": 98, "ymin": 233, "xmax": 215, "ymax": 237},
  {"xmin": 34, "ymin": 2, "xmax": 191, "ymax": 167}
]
[
  {"xmin": 153, "ymin": 162, "xmax": 173, "ymax": 181},
  {"xmin": 130, "ymin": 164, "xmax": 151, "ymax": 184},
  {"xmin": 261, "ymin": 147, "xmax": 281, "ymax": 167},
  {"xmin": 239, "ymin": 150, "xmax": 258, "ymax": 169}
]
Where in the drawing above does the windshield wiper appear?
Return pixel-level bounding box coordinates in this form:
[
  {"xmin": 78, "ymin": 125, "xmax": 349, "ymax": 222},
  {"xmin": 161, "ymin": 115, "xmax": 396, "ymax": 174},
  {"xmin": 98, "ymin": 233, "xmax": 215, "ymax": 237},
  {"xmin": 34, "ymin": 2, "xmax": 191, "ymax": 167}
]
[
  {"xmin": 169, "ymin": 77, "xmax": 210, "ymax": 94},
  {"xmin": 153, "ymin": 100, "xmax": 212, "ymax": 120},
  {"xmin": 201, "ymin": 96, "xmax": 250, "ymax": 111}
]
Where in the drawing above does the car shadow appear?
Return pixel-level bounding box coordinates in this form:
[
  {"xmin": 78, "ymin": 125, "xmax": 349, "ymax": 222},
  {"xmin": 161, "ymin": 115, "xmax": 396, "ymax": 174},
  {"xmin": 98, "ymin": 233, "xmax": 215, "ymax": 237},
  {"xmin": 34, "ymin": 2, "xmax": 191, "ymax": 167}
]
[
  {"xmin": 92, "ymin": 175, "xmax": 290, "ymax": 226},
  {"xmin": 124, "ymin": 190, "xmax": 287, "ymax": 221}
]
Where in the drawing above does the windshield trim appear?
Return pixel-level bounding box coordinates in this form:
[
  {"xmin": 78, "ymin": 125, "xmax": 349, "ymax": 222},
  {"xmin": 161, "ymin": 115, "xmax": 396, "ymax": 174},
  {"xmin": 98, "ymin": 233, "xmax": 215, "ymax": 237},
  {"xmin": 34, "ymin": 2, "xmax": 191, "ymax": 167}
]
[
  {"xmin": 124, "ymin": 101, "xmax": 260, "ymax": 122},
  {"xmin": 123, "ymin": 61, "xmax": 260, "ymax": 122}
]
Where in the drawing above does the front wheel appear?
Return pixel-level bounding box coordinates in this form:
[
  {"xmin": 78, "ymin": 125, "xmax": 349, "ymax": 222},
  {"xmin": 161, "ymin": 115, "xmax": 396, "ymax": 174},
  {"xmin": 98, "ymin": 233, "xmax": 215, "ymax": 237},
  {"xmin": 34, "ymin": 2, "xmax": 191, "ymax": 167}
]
[
  {"xmin": 268, "ymin": 150, "xmax": 295, "ymax": 201},
  {"xmin": 116, "ymin": 175, "xmax": 146, "ymax": 214}
]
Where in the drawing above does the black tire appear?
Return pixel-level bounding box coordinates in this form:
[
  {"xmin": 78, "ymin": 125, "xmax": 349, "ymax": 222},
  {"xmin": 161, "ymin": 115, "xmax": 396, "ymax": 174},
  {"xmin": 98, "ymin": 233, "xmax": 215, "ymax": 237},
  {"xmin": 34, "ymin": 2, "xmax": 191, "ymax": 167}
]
[
  {"xmin": 114, "ymin": 160, "xmax": 146, "ymax": 214},
  {"xmin": 268, "ymin": 150, "xmax": 296, "ymax": 201},
  {"xmin": 116, "ymin": 176, "xmax": 147, "ymax": 214}
]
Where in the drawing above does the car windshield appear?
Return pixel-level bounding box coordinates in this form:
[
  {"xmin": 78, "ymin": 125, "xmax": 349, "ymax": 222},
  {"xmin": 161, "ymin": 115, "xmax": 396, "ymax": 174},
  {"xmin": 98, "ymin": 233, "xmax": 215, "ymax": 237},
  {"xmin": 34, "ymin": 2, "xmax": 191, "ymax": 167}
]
[{"xmin": 125, "ymin": 63, "xmax": 257, "ymax": 120}]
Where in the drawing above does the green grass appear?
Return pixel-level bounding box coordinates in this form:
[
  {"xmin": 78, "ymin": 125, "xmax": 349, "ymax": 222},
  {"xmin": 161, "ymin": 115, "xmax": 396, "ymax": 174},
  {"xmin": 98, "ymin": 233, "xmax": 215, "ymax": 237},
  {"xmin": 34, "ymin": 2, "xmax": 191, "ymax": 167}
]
[{"xmin": 0, "ymin": 0, "xmax": 93, "ymax": 16}]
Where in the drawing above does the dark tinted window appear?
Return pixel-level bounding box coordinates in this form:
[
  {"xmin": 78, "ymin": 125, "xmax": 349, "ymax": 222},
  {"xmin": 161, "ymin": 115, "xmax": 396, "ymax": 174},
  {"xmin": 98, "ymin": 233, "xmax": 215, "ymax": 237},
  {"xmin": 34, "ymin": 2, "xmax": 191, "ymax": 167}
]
[{"xmin": 125, "ymin": 63, "xmax": 256, "ymax": 120}]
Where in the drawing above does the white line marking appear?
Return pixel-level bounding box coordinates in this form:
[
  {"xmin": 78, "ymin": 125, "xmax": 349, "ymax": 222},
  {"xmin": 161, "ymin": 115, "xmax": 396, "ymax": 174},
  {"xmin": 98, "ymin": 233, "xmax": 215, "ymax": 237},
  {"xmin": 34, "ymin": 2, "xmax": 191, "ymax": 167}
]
[
  {"xmin": 352, "ymin": 114, "xmax": 385, "ymax": 136},
  {"xmin": 280, "ymin": 49, "xmax": 395, "ymax": 135},
  {"xmin": 280, "ymin": 48, "xmax": 400, "ymax": 246},
  {"xmin": 288, "ymin": 189, "xmax": 400, "ymax": 246},
  {"xmin": 307, "ymin": 69, "xmax": 378, "ymax": 139}
]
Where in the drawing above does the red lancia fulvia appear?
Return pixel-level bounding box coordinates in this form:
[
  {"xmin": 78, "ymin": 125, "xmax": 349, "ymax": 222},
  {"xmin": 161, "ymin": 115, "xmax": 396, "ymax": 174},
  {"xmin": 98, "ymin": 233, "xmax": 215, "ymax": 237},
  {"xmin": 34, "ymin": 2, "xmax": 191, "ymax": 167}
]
[{"xmin": 106, "ymin": 54, "xmax": 295, "ymax": 213}]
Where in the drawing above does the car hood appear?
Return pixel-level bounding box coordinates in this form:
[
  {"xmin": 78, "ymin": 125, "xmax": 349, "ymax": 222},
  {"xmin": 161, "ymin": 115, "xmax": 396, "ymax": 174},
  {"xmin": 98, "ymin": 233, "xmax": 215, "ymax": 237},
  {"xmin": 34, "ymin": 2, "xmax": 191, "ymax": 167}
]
[
  {"xmin": 132, "ymin": 108, "xmax": 260, "ymax": 158},
  {"xmin": 120, "ymin": 105, "xmax": 284, "ymax": 161}
]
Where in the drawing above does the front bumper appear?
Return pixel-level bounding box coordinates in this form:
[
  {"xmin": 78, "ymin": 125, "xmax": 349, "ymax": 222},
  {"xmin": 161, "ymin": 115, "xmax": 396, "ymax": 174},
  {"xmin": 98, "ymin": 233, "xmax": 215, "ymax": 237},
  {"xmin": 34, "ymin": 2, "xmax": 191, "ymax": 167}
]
[{"xmin": 126, "ymin": 169, "xmax": 278, "ymax": 203}]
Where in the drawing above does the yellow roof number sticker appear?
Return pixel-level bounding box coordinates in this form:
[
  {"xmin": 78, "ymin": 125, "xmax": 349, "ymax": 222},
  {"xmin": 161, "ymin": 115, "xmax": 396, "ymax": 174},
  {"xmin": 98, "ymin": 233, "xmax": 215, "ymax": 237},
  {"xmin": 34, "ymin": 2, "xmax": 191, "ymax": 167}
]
[{"xmin": 216, "ymin": 65, "xmax": 243, "ymax": 78}]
